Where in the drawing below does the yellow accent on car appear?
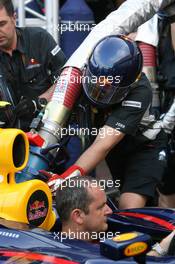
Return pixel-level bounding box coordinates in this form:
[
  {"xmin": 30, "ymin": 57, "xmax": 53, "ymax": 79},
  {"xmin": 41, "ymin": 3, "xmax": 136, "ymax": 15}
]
[
  {"xmin": 113, "ymin": 232, "xmax": 138, "ymax": 242},
  {"xmin": 124, "ymin": 242, "xmax": 148, "ymax": 256},
  {"xmin": 0, "ymin": 129, "xmax": 56, "ymax": 231}
]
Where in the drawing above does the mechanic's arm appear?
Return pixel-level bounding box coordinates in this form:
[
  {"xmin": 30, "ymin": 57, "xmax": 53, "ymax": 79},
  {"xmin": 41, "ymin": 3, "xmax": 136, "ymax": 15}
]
[
  {"xmin": 46, "ymin": 125, "xmax": 125, "ymax": 193},
  {"xmin": 66, "ymin": 0, "xmax": 173, "ymax": 69},
  {"xmin": 75, "ymin": 125, "xmax": 125, "ymax": 173},
  {"xmin": 39, "ymin": 29, "xmax": 67, "ymax": 102}
]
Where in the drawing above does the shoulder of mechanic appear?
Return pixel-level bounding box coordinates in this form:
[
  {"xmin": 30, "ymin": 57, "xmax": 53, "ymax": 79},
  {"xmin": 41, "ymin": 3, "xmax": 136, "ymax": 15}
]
[
  {"xmin": 17, "ymin": 27, "xmax": 58, "ymax": 50},
  {"xmin": 17, "ymin": 26, "xmax": 49, "ymax": 39},
  {"xmin": 17, "ymin": 27, "xmax": 66, "ymax": 62},
  {"xmin": 129, "ymin": 72, "xmax": 152, "ymax": 106}
]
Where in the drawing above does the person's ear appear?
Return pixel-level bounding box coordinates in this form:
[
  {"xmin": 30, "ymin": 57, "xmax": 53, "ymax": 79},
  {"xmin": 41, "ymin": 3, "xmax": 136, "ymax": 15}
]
[
  {"xmin": 12, "ymin": 12, "xmax": 17, "ymax": 26},
  {"xmin": 71, "ymin": 209, "xmax": 85, "ymax": 225}
]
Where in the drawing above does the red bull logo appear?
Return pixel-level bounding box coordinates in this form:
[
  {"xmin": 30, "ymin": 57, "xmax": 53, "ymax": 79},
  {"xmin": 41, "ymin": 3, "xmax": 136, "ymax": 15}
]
[
  {"xmin": 29, "ymin": 200, "xmax": 45, "ymax": 211},
  {"xmin": 27, "ymin": 190, "xmax": 49, "ymax": 226},
  {"xmin": 28, "ymin": 200, "xmax": 48, "ymax": 222}
]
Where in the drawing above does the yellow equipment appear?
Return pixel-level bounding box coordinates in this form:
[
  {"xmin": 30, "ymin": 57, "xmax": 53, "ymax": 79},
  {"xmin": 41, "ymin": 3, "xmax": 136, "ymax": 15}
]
[{"xmin": 0, "ymin": 128, "xmax": 56, "ymax": 230}]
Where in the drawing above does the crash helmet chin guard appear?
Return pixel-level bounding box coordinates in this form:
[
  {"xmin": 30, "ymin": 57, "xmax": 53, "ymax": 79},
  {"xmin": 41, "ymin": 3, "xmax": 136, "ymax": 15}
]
[{"xmin": 82, "ymin": 35, "xmax": 143, "ymax": 107}]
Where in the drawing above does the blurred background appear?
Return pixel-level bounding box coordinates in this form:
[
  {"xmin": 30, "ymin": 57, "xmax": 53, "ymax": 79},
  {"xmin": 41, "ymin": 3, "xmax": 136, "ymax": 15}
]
[{"xmin": 12, "ymin": 0, "xmax": 125, "ymax": 58}]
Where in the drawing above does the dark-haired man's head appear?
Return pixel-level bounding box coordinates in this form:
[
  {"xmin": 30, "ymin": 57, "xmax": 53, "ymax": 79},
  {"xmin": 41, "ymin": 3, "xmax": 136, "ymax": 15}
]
[
  {"xmin": 56, "ymin": 176, "xmax": 112, "ymax": 241},
  {"xmin": 0, "ymin": 0, "xmax": 16, "ymax": 52},
  {"xmin": 0, "ymin": 0, "xmax": 14, "ymax": 16}
]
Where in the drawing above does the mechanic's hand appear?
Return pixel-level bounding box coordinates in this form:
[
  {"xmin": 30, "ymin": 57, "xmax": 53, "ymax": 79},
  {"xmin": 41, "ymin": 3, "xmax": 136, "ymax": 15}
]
[
  {"xmin": 159, "ymin": 230, "xmax": 175, "ymax": 254},
  {"xmin": 147, "ymin": 230, "xmax": 175, "ymax": 257},
  {"xmin": 37, "ymin": 169, "xmax": 57, "ymax": 182},
  {"xmin": 14, "ymin": 96, "xmax": 39, "ymax": 117},
  {"xmin": 161, "ymin": 99, "xmax": 175, "ymax": 134},
  {"xmin": 161, "ymin": 115, "xmax": 175, "ymax": 134},
  {"xmin": 47, "ymin": 173, "xmax": 66, "ymax": 197},
  {"xmin": 38, "ymin": 170, "xmax": 65, "ymax": 196},
  {"xmin": 47, "ymin": 165, "xmax": 85, "ymax": 196}
]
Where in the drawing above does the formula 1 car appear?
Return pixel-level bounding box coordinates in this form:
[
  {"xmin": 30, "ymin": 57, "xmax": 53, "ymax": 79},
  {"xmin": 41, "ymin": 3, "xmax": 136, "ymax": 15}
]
[
  {"xmin": 1, "ymin": 207, "xmax": 175, "ymax": 263},
  {"xmin": 1, "ymin": 129, "xmax": 175, "ymax": 263}
]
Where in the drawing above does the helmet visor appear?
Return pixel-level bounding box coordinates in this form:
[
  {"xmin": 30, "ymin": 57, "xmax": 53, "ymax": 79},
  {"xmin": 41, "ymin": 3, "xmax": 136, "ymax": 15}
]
[{"xmin": 82, "ymin": 67, "xmax": 130, "ymax": 106}]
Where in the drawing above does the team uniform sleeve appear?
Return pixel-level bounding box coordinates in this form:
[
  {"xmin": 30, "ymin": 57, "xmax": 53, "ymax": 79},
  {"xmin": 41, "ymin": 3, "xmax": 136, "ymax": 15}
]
[
  {"xmin": 135, "ymin": 15, "xmax": 159, "ymax": 47},
  {"xmin": 105, "ymin": 74, "xmax": 152, "ymax": 136},
  {"xmin": 65, "ymin": 0, "xmax": 174, "ymax": 70}
]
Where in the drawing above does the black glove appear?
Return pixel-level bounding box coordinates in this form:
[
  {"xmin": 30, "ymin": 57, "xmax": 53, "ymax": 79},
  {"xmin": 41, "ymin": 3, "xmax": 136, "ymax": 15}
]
[
  {"xmin": 14, "ymin": 96, "xmax": 38, "ymax": 117},
  {"xmin": 14, "ymin": 97, "xmax": 47, "ymax": 118}
]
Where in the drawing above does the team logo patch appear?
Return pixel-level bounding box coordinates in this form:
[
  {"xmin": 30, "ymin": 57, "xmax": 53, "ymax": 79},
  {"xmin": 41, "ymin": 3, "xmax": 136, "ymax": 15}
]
[
  {"xmin": 27, "ymin": 190, "xmax": 48, "ymax": 226},
  {"xmin": 26, "ymin": 58, "xmax": 41, "ymax": 69},
  {"xmin": 51, "ymin": 45, "xmax": 61, "ymax": 56},
  {"xmin": 115, "ymin": 122, "xmax": 125, "ymax": 129},
  {"xmin": 122, "ymin": 100, "xmax": 142, "ymax": 108}
]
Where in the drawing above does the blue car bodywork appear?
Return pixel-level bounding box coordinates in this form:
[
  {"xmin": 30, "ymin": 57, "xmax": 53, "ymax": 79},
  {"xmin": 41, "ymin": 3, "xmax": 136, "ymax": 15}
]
[{"xmin": 1, "ymin": 207, "xmax": 175, "ymax": 263}]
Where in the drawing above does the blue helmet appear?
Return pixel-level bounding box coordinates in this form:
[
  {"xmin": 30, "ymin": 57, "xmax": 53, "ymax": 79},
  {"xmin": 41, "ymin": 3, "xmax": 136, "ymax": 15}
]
[{"xmin": 82, "ymin": 35, "xmax": 143, "ymax": 107}]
